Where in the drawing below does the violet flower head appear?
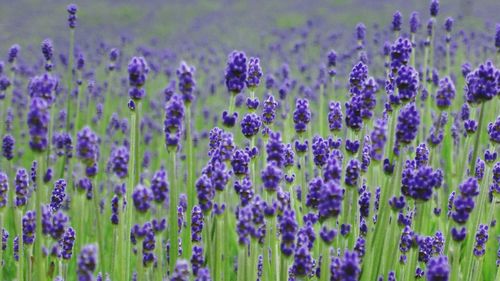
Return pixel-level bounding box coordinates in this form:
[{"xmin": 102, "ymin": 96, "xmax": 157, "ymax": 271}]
[
  {"xmin": 76, "ymin": 126, "xmax": 99, "ymax": 177},
  {"xmin": 132, "ymin": 184, "xmax": 153, "ymax": 213},
  {"xmin": 27, "ymin": 97, "xmax": 50, "ymax": 152},
  {"xmin": 195, "ymin": 174, "xmax": 214, "ymax": 213},
  {"xmin": 262, "ymin": 94, "xmax": 278, "ymax": 125},
  {"xmin": 345, "ymin": 97, "xmax": 363, "ymax": 131},
  {"xmin": 151, "ymin": 168, "xmax": 169, "ymax": 203},
  {"xmin": 67, "ymin": 4, "xmax": 78, "ymax": 29},
  {"xmin": 488, "ymin": 116, "xmax": 500, "ymax": 144},
  {"xmin": 370, "ymin": 118, "xmax": 387, "ymax": 161},
  {"xmin": 409, "ymin": 12, "xmax": 420, "ymax": 34},
  {"xmin": 231, "ymin": 149, "xmax": 250, "ymax": 177},
  {"xmin": 292, "ymin": 245, "xmax": 313, "ymax": 277},
  {"xmin": 128, "ymin": 56, "xmax": 149, "ymax": 100},
  {"xmin": 110, "ymin": 146, "xmax": 129, "ymax": 179},
  {"xmin": 279, "ymin": 208, "xmax": 298, "ymax": 256},
  {"xmin": 246, "ymin": 57, "xmax": 263, "ymax": 89},
  {"xmin": 328, "ymin": 101, "xmax": 343, "ymax": 132},
  {"xmin": 29, "ymin": 73, "xmax": 58, "ymax": 105},
  {"xmin": 240, "ymin": 113, "xmax": 261, "ymax": 138},
  {"xmin": 426, "ymin": 256, "xmax": 449, "ymax": 281},
  {"xmin": 312, "ymin": 136, "xmax": 329, "ymax": 167},
  {"xmin": 355, "ymin": 22, "xmax": 366, "ymax": 43},
  {"xmin": 164, "ymin": 94, "xmax": 185, "ymax": 149},
  {"xmin": 465, "ymin": 60, "xmax": 499, "ymax": 105},
  {"xmin": 50, "ymin": 179, "xmax": 66, "ymax": 212},
  {"xmin": 77, "ymin": 244, "xmax": 98, "ymax": 281},
  {"xmin": 225, "ymin": 51, "xmax": 247, "ymax": 94},
  {"xmin": 349, "ymin": 62, "xmax": 368, "ymax": 94},
  {"xmin": 261, "ymin": 161, "xmax": 283, "ymax": 193},
  {"xmin": 191, "ymin": 205, "xmax": 204, "ymax": 243},
  {"xmin": 191, "ymin": 245, "xmax": 204, "ymax": 276},
  {"xmin": 345, "ymin": 159, "xmax": 360, "ymax": 187},
  {"xmin": 22, "ymin": 210, "xmax": 36, "ymax": 244},
  {"xmin": 177, "ymin": 61, "xmax": 196, "ymax": 103},
  {"xmin": 430, "ymin": 0, "xmax": 439, "ymax": 17},
  {"xmin": 2, "ymin": 134, "xmax": 14, "ymax": 161},
  {"xmin": 392, "ymin": 11, "xmax": 402, "ymax": 32},
  {"xmin": 338, "ymin": 251, "xmax": 361, "ymax": 281},
  {"xmin": 444, "ymin": 17, "xmax": 453, "ymax": 33},
  {"xmin": 318, "ymin": 180, "xmax": 344, "ymax": 222},
  {"xmin": 15, "ymin": 168, "xmax": 29, "ymax": 207},
  {"xmin": 0, "ymin": 172, "xmax": 8, "ymax": 208},
  {"xmin": 293, "ymin": 98, "xmax": 311, "ymax": 134},
  {"xmin": 473, "ymin": 224, "xmax": 489, "ymax": 257},
  {"xmin": 396, "ymin": 102, "xmax": 420, "ymax": 145},
  {"xmin": 396, "ymin": 65, "xmax": 418, "ymax": 102},
  {"xmin": 390, "ymin": 37, "xmax": 412, "ymax": 72},
  {"xmin": 8, "ymin": 44, "xmax": 20, "ymax": 64},
  {"xmin": 436, "ymin": 76, "xmax": 455, "ymax": 109}
]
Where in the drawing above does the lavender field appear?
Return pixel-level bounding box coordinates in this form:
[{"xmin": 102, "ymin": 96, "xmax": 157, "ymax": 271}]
[{"xmin": 0, "ymin": 0, "xmax": 499, "ymax": 280}]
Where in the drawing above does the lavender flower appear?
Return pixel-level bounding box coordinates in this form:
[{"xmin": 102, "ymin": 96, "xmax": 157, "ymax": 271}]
[
  {"xmin": 15, "ymin": 168, "xmax": 29, "ymax": 207},
  {"xmin": 465, "ymin": 60, "xmax": 499, "ymax": 104},
  {"xmin": 426, "ymin": 256, "xmax": 449, "ymax": 281},
  {"xmin": 177, "ymin": 61, "xmax": 196, "ymax": 103},
  {"xmin": 50, "ymin": 179, "xmax": 66, "ymax": 211},
  {"xmin": 27, "ymin": 98, "xmax": 50, "ymax": 152},
  {"xmin": 0, "ymin": 173, "xmax": 8, "ymax": 208},
  {"xmin": 293, "ymin": 98, "xmax": 311, "ymax": 134},
  {"xmin": 109, "ymin": 146, "xmax": 129, "ymax": 178},
  {"xmin": 225, "ymin": 51, "xmax": 247, "ymax": 94},
  {"xmin": 396, "ymin": 103, "xmax": 420, "ymax": 145},
  {"xmin": 262, "ymin": 94, "xmax": 278, "ymax": 125},
  {"xmin": 132, "ymin": 184, "xmax": 153, "ymax": 213},
  {"xmin": 2, "ymin": 134, "xmax": 14, "ymax": 161},
  {"xmin": 246, "ymin": 57, "xmax": 263, "ymax": 89},
  {"xmin": 240, "ymin": 113, "xmax": 261, "ymax": 138},
  {"xmin": 164, "ymin": 94, "xmax": 185, "ymax": 149},
  {"xmin": 328, "ymin": 102, "xmax": 343, "ymax": 132},
  {"xmin": 77, "ymin": 244, "xmax": 98, "ymax": 281},
  {"xmin": 67, "ymin": 4, "xmax": 78, "ymax": 29},
  {"xmin": 151, "ymin": 168, "xmax": 169, "ymax": 203},
  {"xmin": 22, "ymin": 210, "xmax": 36, "ymax": 244},
  {"xmin": 128, "ymin": 56, "xmax": 149, "ymax": 100}
]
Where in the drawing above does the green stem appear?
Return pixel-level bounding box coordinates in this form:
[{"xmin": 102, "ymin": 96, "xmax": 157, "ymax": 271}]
[
  {"xmin": 185, "ymin": 103, "xmax": 194, "ymax": 259},
  {"xmin": 168, "ymin": 151, "xmax": 178, "ymax": 273}
]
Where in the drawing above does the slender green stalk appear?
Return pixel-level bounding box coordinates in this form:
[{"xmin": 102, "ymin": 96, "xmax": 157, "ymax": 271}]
[
  {"xmin": 34, "ymin": 153, "xmax": 46, "ymax": 281},
  {"xmin": 185, "ymin": 102, "xmax": 194, "ymax": 259},
  {"xmin": 124, "ymin": 103, "xmax": 138, "ymax": 281},
  {"xmin": 168, "ymin": 150, "xmax": 178, "ymax": 273},
  {"xmin": 15, "ymin": 208, "xmax": 24, "ymax": 281}
]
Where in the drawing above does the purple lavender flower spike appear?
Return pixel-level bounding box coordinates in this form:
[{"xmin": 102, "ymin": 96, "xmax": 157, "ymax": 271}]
[
  {"xmin": 15, "ymin": 168, "xmax": 29, "ymax": 207},
  {"xmin": 2, "ymin": 134, "xmax": 14, "ymax": 161},
  {"xmin": 50, "ymin": 179, "xmax": 66, "ymax": 212},
  {"xmin": 110, "ymin": 146, "xmax": 129, "ymax": 178},
  {"xmin": 177, "ymin": 61, "xmax": 196, "ymax": 103},
  {"xmin": 426, "ymin": 256, "xmax": 449, "ymax": 281},
  {"xmin": 436, "ymin": 77, "xmax": 455, "ymax": 109},
  {"xmin": 27, "ymin": 97, "xmax": 50, "ymax": 152},
  {"xmin": 67, "ymin": 4, "xmax": 78, "ymax": 29},
  {"xmin": 22, "ymin": 210, "xmax": 36, "ymax": 244},
  {"xmin": 77, "ymin": 244, "xmax": 98, "ymax": 281},
  {"xmin": 225, "ymin": 51, "xmax": 247, "ymax": 94},
  {"xmin": 293, "ymin": 98, "xmax": 311, "ymax": 134},
  {"xmin": 128, "ymin": 56, "xmax": 149, "ymax": 100},
  {"xmin": 132, "ymin": 184, "xmax": 153, "ymax": 213},
  {"xmin": 246, "ymin": 57, "xmax": 262, "ymax": 89}
]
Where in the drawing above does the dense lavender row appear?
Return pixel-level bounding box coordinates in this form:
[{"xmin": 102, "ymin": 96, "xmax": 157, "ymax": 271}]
[{"xmin": 0, "ymin": 1, "xmax": 499, "ymax": 280}]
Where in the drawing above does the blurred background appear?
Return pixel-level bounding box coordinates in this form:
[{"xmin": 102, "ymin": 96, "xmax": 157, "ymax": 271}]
[{"xmin": 0, "ymin": 0, "xmax": 498, "ymax": 55}]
